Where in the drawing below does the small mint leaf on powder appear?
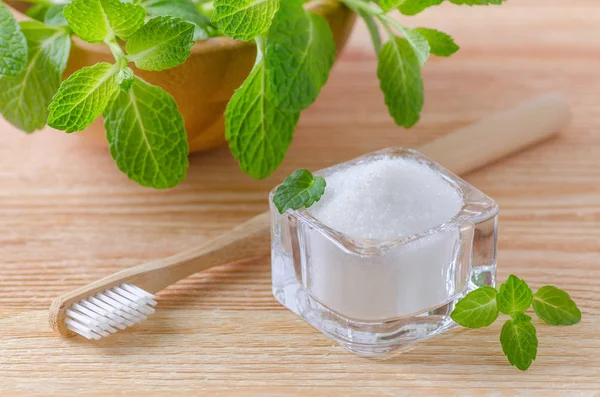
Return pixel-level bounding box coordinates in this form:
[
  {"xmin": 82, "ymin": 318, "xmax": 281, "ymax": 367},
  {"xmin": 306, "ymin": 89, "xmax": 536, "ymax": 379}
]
[
  {"xmin": 103, "ymin": 77, "xmax": 189, "ymax": 189},
  {"xmin": 143, "ymin": 0, "xmax": 211, "ymax": 40},
  {"xmin": 377, "ymin": 36, "xmax": 424, "ymax": 128},
  {"xmin": 212, "ymin": 0, "xmax": 279, "ymax": 41},
  {"xmin": 265, "ymin": 0, "xmax": 336, "ymax": 112},
  {"xmin": 0, "ymin": 2, "xmax": 28, "ymax": 77},
  {"xmin": 126, "ymin": 17, "xmax": 195, "ymax": 71},
  {"xmin": 0, "ymin": 21, "xmax": 71, "ymax": 133},
  {"xmin": 532, "ymin": 286, "xmax": 582, "ymax": 325},
  {"xmin": 496, "ymin": 274, "xmax": 533, "ymax": 315},
  {"xmin": 413, "ymin": 28, "xmax": 460, "ymax": 57},
  {"xmin": 48, "ymin": 62, "xmax": 119, "ymax": 133},
  {"xmin": 273, "ymin": 170, "xmax": 326, "ymax": 214},
  {"xmin": 226, "ymin": 57, "xmax": 300, "ymax": 179},
  {"xmin": 500, "ymin": 313, "xmax": 538, "ymax": 371},
  {"xmin": 64, "ymin": 0, "xmax": 146, "ymax": 43},
  {"xmin": 450, "ymin": 286, "xmax": 499, "ymax": 328}
]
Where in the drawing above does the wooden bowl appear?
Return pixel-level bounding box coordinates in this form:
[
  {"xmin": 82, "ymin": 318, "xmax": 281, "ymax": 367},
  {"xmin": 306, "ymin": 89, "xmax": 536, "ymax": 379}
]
[{"xmin": 12, "ymin": 1, "xmax": 356, "ymax": 153}]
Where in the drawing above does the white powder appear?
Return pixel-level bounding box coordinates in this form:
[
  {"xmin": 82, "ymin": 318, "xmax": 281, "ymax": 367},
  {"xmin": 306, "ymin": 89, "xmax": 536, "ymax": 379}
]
[
  {"xmin": 309, "ymin": 157, "xmax": 463, "ymax": 240},
  {"xmin": 305, "ymin": 156, "xmax": 465, "ymax": 320}
]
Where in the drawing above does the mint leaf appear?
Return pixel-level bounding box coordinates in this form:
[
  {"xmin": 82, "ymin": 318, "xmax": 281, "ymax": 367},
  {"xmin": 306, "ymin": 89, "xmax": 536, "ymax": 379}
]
[
  {"xmin": 226, "ymin": 58, "xmax": 300, "ymax": 179},
  {"xmin": 450, "ymin": 286, "xmax": 499, "ymax": 328},
  {"xmin": 449, "ymin": 0, "xmax": 504, "ymax": 5},
  {"xmin": 413, "ymin": 28, "xmax": 459, "ymax": 57},
  {"xmin": 126, "ymin": 17, "xmax": 195, "ymax": 71},
  {"xmin": 398, "ymin": 0, "xmax": 444, "ymax": 15},
  {"xmin": 143, "ymin": 0, "xmax": 210, "ymax": 40},
  {"xmin": 64, "ymin": 0, "xmax": 146, "ymax": 42},
  {"xmin": 0, "ymin": 2, "xmax": 28, "ymax": 77},
  {"xmin": 378, "ymin": 0, "xmax": 402, "ymax": 13},
  {"xmin": 44, "ymin": 5, "xmax": 68, "ymax": 27},
  {"xmin": 117, "ymin": 66, "xmax": 134, "ymax": 92},
  {"xmin": 496, "ymin": 274, "xmax": 533, "ymax": 315},
  {"xmin": 212, "ymin": 0, "xmax": 279, "ymax": 41},
  {"xmin": 399, "ymin": 27, "xmax": 430, "ymax": 66},
  {"xmin": 0, "ymin": 21, "xmax": 70, "ymax": 133},
  {"xmin": 48, "ymin": 62, "xmax": 119, "ymax": 133},
  {"xmin": 26, "ymin": 4, "xmax": 48, "ymax": 22},
  {"xmin": 103, "ymin": 77, "xmax": 189, "ymax": 189},
  {"xmin": 265, "ymin": 0, "xmax": 335, "ymax": 112},
  {"xmin": 500, "ymin": 313, "xmax": 538, "ymax": 371},
  {"xmin": 377, "ymin": 36, "xmax": 423, "ymax": 128},
  {"xmin": 532, "ymin": 286, "xmax": 582, "ymax": 325},
  {"xmin": 273, "ymin": 169, "xmax": 326, "ymax": 214}
]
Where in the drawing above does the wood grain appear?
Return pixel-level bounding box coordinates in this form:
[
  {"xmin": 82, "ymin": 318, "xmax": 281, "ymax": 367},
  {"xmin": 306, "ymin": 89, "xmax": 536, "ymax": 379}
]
[{"xmin": 1, "ymin": 0, "xmax": 599, "ymax": 395}]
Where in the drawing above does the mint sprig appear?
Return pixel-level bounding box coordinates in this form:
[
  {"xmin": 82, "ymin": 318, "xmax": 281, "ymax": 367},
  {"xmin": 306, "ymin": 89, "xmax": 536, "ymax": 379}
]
[
  {"xmin": 272, "ymin": 169, "xmax": 326, "ymax": 214},
  {"xmin": 451, "ymin": 275, "xmax": 581, "ymax": 370},
  {"xmin": 2, "ymin": 0, "xmax": 505, "ymax": 186}
]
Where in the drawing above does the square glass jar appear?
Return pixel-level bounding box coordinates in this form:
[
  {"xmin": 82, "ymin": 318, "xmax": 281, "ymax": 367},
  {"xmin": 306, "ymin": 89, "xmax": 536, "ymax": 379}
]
[{"xmin": 270, "ymin": 148, "xmax": 498, "ymax": 356}]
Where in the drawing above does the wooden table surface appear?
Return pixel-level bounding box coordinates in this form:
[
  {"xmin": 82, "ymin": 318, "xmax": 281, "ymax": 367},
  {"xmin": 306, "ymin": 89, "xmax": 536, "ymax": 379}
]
[{"xmin": 2, "ymin": 0, "xmax": 599, "ymax": 395}]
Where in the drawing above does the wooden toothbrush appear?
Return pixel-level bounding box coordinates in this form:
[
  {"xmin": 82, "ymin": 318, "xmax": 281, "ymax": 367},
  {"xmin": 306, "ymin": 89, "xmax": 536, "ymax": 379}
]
[{"xmin": 50, "ymin": 93, "xmax": 570, "ymax": 339}]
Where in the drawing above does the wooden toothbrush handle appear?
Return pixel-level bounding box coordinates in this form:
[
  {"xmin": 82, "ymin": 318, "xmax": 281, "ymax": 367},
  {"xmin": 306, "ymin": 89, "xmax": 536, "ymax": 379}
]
[
  {"xmin": 418, "ymin": 93, "xmax": 570, "ymax": 175},
  {"xmin": 50, "ymin": 212, "xmax": 271, "ymax": 334}
]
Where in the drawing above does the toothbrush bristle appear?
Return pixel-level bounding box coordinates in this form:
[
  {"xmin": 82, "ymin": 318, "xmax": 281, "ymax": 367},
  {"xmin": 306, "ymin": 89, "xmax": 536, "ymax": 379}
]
[{"xmin": 65, "ymin": 283, "xmax": 157, "ymax": 340}]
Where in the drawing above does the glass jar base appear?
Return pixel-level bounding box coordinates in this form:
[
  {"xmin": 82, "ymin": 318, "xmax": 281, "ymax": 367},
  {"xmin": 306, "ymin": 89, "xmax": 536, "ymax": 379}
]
[{"xmin": 273, "ymin": 257, "xmax": 495, "ymax": 357}]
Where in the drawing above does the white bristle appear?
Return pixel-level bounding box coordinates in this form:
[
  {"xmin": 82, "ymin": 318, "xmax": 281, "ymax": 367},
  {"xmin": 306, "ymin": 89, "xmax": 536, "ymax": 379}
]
[{"xmin": 65, "ymin": 283, "xmax": 157, "ymax": 340}]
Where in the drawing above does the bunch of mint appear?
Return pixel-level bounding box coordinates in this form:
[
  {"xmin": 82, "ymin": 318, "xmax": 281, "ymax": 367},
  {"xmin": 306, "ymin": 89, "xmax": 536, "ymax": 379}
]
[
  {"xmin": 0, "ymin": 0, "xmax": 504, "ymax": 188},
  {"xmin": 451, "ymin": 275, "xmax": 581, "ymax": 370}
]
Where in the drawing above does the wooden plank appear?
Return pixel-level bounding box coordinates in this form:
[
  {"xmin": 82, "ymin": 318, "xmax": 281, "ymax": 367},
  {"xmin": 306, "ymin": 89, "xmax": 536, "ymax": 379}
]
[{"xmin": 1, "ymin": 0, "xmax": 599, "ymax": 394}]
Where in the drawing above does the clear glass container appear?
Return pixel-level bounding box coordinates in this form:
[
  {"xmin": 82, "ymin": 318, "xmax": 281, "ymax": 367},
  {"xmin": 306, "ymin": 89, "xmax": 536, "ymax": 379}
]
[{"xmin": 270, "ymin": 148, "xmax": 498, "ymax": 356}]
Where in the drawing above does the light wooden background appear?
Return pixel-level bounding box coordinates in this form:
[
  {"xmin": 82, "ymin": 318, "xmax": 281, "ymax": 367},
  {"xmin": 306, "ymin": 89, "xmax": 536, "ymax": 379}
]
[{"xmin": 1, "ymin": 0, "xmax": 599, "ymax": 395}]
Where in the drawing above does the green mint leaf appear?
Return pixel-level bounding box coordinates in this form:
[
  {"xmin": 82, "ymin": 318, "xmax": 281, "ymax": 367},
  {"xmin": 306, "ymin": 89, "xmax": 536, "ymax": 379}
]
[
  {"xmin": 377, "ymin": 36, "xmax": 423, "ymax": 128},
  {"xmin": 126, "ymin": 17, "xmax": 195, "ymax": 71},
  {"xmin": 273, "ymin": 169, "xmax": 326, "ymax": 214},
  {"xmin": 398, "ymin": 0, "xmax": 444, "ymax": 16},
  {"xmin": 449, "ymin": 0, "xmax": 504, "ymax": 5},
  {"xmin": 0, "ymin": 2, "xmax": 28, "ymax": 77},
  {"xmin": 64, "ymin": 0, "xmax": 146, "ymax": 43},
  {"xmin": 378, "ymin": 0, "xmax": 402, "ymax": 13},
  {"xmin": 44, "ymin": 5, "xmax": 68, "ymax": 27},
  {"xmin": 212, "ymin": 0, "xmax": 279, "ymax": 41},
  {"xmin": 532, "ymin": 286, "xmax": 582, "ymax": 325},
  {"xmin": 143, "ymin": 0, "xmax": 210, "ymax": 40},
  {"xmin": 226, "ymin": 58, "xmax": 300, "ymax": 179},
  {"xmin": 48, "ymin": 62, "xmax": 119, "ymax": 133},
  {"xmin": 496, "ymin": 274, "xmax": 533, "ymax": 315},
  {"xmin": 396, "ymin": 27, "xmax": 430, "ymax": 66},
  {"xmin": 413, "ymin": 28, "xmax": 459, "ymax": 57},
  {"xmin": 0, "ymin": 21, "xmax": 70, "ymax": 133},
  {"xmin": 103, "ymin": 77, "xmax": 189, "ymax": 189},
  {"xmin": 117, "ymin": 66, "xmax": 134, "ymax": 92},
  {"xmin": 450, "ymin": 286, "xmax": 499, "ymax": 328},
  {"xmin": 25, "ymin": 4, "xmax": 49, "ymax": 22},
  {"xmin": 265, "ymin": 0, "xmax": 335, "ymax": 112},
  {"xmin": 500, "ymin": 313, "xmax": 538, "ymax": 371}
]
